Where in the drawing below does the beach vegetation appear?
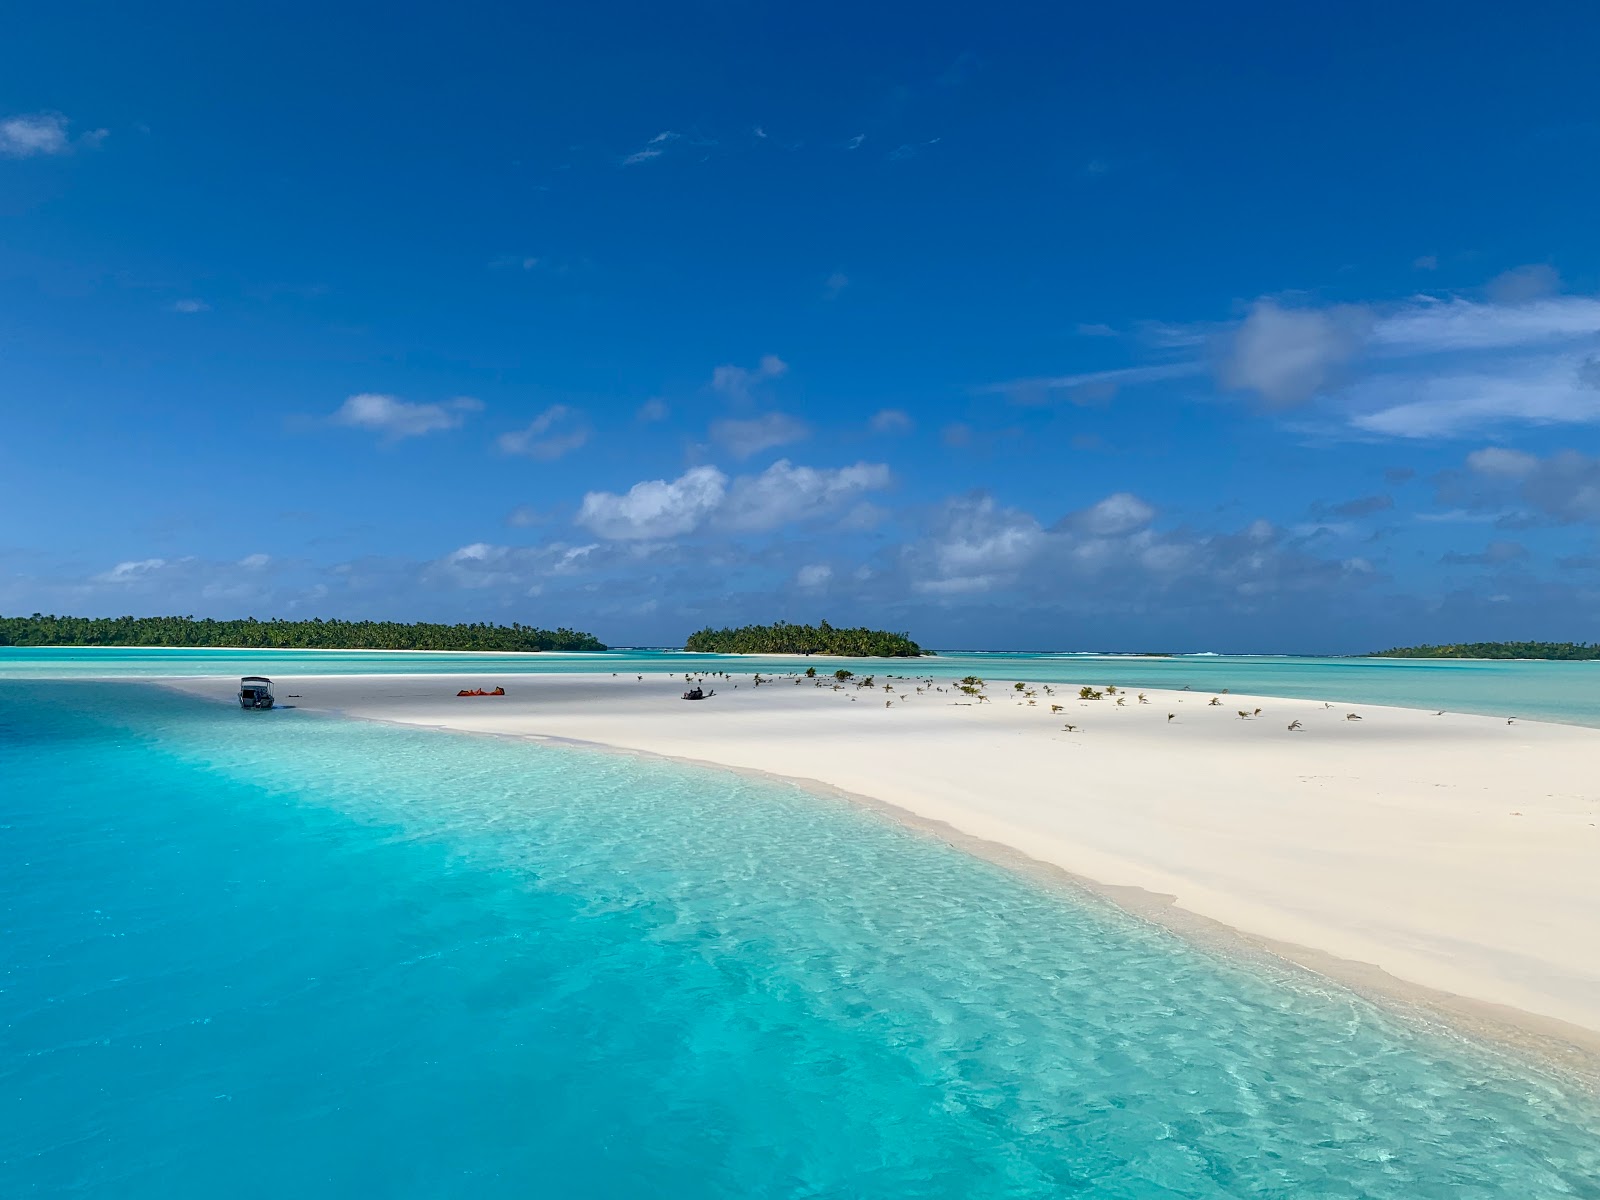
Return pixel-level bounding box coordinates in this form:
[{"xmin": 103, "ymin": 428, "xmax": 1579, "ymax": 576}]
[
  {"xmin": 1078, "ymin": 686, "xmax": 1102, "ymax": 700},
  {"xmin": 0, "ymin": 613, "xmax": 605, "ymax": 652},
  {"xmin": 1371, "ymin": 641, "xmax": 1600, "ymax": 660},
  {"xmin": 834, "ymin": 668, "xmax": 854, "ymax": 681},
  {"xmin": 683, "ymin": 620, "xmax": 925, "ymax": 657}
]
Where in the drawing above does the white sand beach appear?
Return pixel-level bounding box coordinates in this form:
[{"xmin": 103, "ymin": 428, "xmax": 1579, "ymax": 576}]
[{"xmin": 169, "ymin": 669, "xmax": 1600, "ymax": 1058}]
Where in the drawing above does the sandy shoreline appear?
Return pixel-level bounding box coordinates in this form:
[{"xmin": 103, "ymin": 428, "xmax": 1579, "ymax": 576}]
[{"xmin": 164, "ymin": 668, "xmax": 1600, "ymax": 1075}]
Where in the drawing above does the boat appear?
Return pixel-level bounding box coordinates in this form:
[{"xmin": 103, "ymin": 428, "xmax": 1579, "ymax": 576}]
[{"xmin": 238, "ymin": 677, "xmax": 275, "ymax": 710}]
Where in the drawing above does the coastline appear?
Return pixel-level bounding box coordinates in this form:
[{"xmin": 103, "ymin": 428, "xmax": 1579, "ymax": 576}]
[{"xmin": 160, "ymin": 669, "xmax": 1600, "ymax": 1082}]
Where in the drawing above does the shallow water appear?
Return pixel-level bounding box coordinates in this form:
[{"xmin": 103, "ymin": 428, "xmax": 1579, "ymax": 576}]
[
  {"xmin": 3, "ymin": 646, "xmax": 1598, "ymax": 726},
  {"xmin": 3, "ymin": 681, "xmax": 1598, "ymax": 1198}
]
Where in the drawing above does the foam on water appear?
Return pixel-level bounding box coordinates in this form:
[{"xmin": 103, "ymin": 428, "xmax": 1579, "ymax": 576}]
[{"xmin": 3, "ymin": 681, "xmax": 1598, "ymax": 1198}]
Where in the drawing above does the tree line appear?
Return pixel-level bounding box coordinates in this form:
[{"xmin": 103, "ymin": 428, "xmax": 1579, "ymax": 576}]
[
  {"xmin": 684, "ymin": 620, "xmax": 926, "ymax": 657},
  {"xmin": 0, "ymin": 614, "xmax": 607, "ymax": 652},
  {"xmin": 1371, "ymin": 641, "xmax": 1600, "ymax": 660}
]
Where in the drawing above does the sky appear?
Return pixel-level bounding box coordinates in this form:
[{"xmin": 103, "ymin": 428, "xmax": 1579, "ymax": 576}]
[{"xmin": 3, "ymin": 2, "xmax": 1599, "ymax": 652}]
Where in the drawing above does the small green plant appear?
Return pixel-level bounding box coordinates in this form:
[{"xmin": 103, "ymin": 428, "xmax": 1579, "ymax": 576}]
[
  {"xmin": 1137, "ymin": 692, "xmax": 1148, "ymax": 704},
  {"xmin": 1105, "ymin": 685, "xmax": 1117, "ymax": 695},
  {"xmin": 835, "ymin": 669, "xmax": 853, "ymax": 681},
  {"xmin": 858, "ymin": 675, "xmax": 875, "ymax": 688},
  {"xmin": 1209, "ymin": 697, "xmax": 1222, "ymax": 706},
  {"xmin": 1051, "ymin": 704, "xmax": 1063, "ymax": 713},
  {"xmin": 805, "ymin": 666, "xmax": 817, "ymax": 678},
  {"xmin": 1078, "ymin": 686, "xmax": 1103, "ymax": 700},
  {"xmin": 1013, "ymin": 681, "xmax": 1026, "ymax": 692}
]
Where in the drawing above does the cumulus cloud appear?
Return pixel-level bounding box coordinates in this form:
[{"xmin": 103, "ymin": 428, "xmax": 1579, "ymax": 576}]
[
  {"xmin": 869, "ymin": 408, "xmax": 914, "ymax": 434},
  {"xmin": 1061, "ymin": 492, "xmax": 1155, "ymax": 536},
  {"xmin": 171, "ymin": 299, "xmax": 210, "ymax": 314},
  {"xmin": 710, "ymin": 354, "xmax": 788, "ymax": 403},
  {"xmin": 575, "ymin": 460, "xmax": 891, "ymax": 540},
  {"xmin": 636, "ymin": 398, "xmax": 670, "ymax": 422},
  {"xmin": 824, "ymin": 272, "xmax": 850, "ymax": 299},
  {"xmin": 238, "ymin": 553, "xmax": 270, "ymax": 568},
  {"xmin": 720, "ymin": 460, "xmax": 892, "ymax": 532},
  {"xmin": 1487, "ymin": 263, "xmax": 1561, "ymax": 304},
  {"xmin": 796, "ymin": 564, "xmax": 833, "ymax": 588},
  {"xmin": 1221, "ymin": 300, "xmax": 1371, "ymax": 407},
  {"xmin": 902, "ymin": 489, "xmax": 1374, "ymax": 607},
  {"xmin": 0, "ymin": 111, "xmax": 105, "ymax": 157},
  {"xmin": 710, "ymin": 411, "xmax": 808, "ymax": 458},
  {"xmin": 576, "ymin": 466, "xmax": 729, "ymax": 539},
  {"xmin": 497, "ymin": 405, "xmax": 589, "ymax": 460},
  {"xmin": 331, "ymin": 393, "xmax": 482, "ymax": 439},
  {"xmin": 1446, "ymin": 448, "xmax": 1600, "ymax": 524}
]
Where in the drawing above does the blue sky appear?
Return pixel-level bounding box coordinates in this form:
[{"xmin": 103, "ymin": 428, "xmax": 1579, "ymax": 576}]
[{"xmin": 3, "ymin": 2, "xmax": 1598, "ymax": 651}]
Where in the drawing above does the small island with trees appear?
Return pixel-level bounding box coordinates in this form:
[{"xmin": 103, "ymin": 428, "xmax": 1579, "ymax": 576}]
[
  {"xmin": 0, "ymin": 614, "xmax": 606, "ymax": 652},
  {"xmin": 685, "ymin": 620, "xmax": 927, "ymax": 657},
  {"xmin": 1370, "ymin": 641, "xmax": 1600, "ymax": 661}
]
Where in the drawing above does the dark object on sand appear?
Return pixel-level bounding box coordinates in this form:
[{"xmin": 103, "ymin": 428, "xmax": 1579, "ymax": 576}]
[
  {"xmin": 457, "ymin": 687, "xmax": 506, "ymax": 697},
  {"xmin": 238, "ymin": 676, "xmax": 275, "ymax": 710},
  {"xmin": 681, "ymin": 686, "xmax": 716, "ymax": 701}
]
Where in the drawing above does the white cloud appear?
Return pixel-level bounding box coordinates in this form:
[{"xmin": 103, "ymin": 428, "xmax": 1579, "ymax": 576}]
[
  {"xmin": 622, "ymin": 130, "xmax": 680, "ymax": 166},
  {"xmin": 1452, "ymin": 447, "xmax": 1600, "ymax": 524},
  {"xmin": 1222, "ymin": 299, "xmax": 1371, "ymax": 407},
  {"xmin": 0, "ymin": 112, "xmax": 104, "ymax": 157},
  {"xmin": 497, "ymin": 405, "xmax": 589, "ymax": 460},
  {"xmin": 636, "ymin": 398, "xmax": 669, "ymax": 422},
  {"xmin": 171, "ymin": 299, "xmax": 210, "ymax": 314},
  {"xmin": 1465, "ymin": 447, "xmax": 1538, "ymax": 478},
  {"xmin": 1487, "ymin": 263, "xmax": 1561, "ymax": 304},
  {"xmin": 238, "ymin": 553, "xmax": 270, "ymax": 568},
  {"xmin": 576, "ymin": 465, "xmax": 729, "ymax": 539},
  {"xmin": 1369, "ymin": 295, "xmax": 1600, "ymax": 354},
  {"xmin": 1076, "ymin": 322, "xmax": 1117, "ymax": 337},
  {"xmin": 1348, "ymin": 354, "xmax": 1600, "ymax": 438},
  {"xmin": 824, "ymin": 272, "xmax": 849, "ymax": 299},
  {"xmin": 574, "ymin": 459, "xmax": 891, "ymax": 540},
  {"xmin": 869, "ymin": 408, "xmax": 914, "ymax": 434},
  {"xmin": 911, "ymin": 495, "xmax": 1045, "ymax": 595},
  {"xmin": 710, "ymin": 411, "xmax": 808, "ymax": 458},
  {"xmin": 332, "ymin": 393, "xmax": 482, "ymax": 439},
  {"xmin": 710, "ymin": 354, "xmax": 788, "ymax": 402},
  {"xmin": 1066, "ymin": 492, "xmax": 1156, "ymax": 536},
  {"xmin": 796, "ymin": 563, "xmax": 832, "ymax": 588},
  {"xmin": 720, "ymin": 460, "xmax": 891, "ymax": 532},
  {"xmin": 96, "ymin": 558, "xmax": 167, "ymax": 583},
  {"xmin": 982, "ymin": 361, "xmax": 1201, "ymax": 405}
]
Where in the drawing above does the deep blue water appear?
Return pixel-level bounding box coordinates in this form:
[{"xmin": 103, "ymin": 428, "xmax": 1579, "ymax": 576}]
[
  {"xmin": 4, "ymin": 647, "xmax": 1598, "ymax": 726},
  {"xmin": 3, "ymin": 681, "xmax": 1598, "ymax": 1198}
]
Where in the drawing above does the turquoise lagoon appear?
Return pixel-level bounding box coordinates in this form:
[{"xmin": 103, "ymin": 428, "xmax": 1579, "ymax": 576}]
[{"xmin": 3, "ymin": 667, "xmax": 1600, "ymax": 1197}]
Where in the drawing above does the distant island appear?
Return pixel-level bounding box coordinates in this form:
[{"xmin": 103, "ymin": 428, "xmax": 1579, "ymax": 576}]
[
  {"xmin": 685, "ymin": 620, "xmax": 927, "ymax": 657},
  {"xmin": 0, "ymin": 614, "xmax": 607, "ymax": 653},
  {"xmin": 1371, "ymin": 641, "xmax": 1600, "ymax": 661}
]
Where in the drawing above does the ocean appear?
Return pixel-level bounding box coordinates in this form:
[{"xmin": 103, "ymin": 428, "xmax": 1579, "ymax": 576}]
[{"xmin": 2, "ymin": 667, "xmax": 1598, "ymax": 1197}]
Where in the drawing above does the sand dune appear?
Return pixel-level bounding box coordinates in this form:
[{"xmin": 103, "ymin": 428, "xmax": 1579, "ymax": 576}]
[{"xmin": 168, "ymin": 669, "xmax": 1600, "ymax": 1058}]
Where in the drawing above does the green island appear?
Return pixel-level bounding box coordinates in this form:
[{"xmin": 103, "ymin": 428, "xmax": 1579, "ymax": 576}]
[
  {"xmin": 0, "ymin": 614, "xmax": 606, "ymax": 652},
  {"xmin": 1371, "ymin": 641, "xmax": 1600, "ymax": 661},
  {"xmin": 685, "ymin": 620, "xmax": 927, "ymax": 657}
]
